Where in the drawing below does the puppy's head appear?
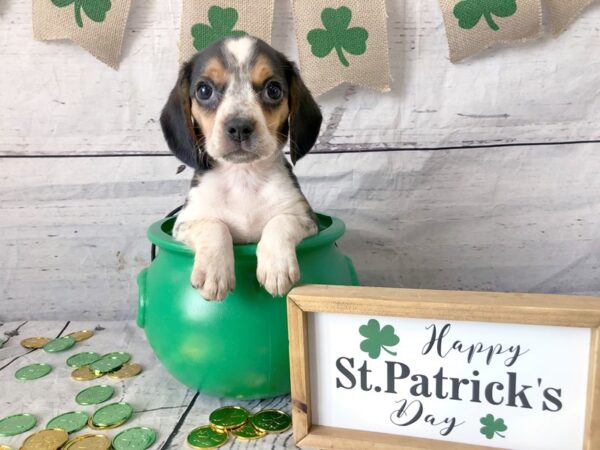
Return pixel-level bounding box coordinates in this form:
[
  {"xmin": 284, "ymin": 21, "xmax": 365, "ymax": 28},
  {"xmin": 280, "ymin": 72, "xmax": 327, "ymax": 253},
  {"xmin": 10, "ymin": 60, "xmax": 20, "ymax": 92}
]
[{"xmin": 160, "ymin": 36, "xmax": 322, "ymax": 169}]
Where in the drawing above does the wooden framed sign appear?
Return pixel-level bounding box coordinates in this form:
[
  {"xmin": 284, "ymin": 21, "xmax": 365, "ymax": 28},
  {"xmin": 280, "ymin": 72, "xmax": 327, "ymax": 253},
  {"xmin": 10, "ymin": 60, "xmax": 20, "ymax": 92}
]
[{"xmin": 287, "ymin": 285, "xmax": 600, "ymax": 450}]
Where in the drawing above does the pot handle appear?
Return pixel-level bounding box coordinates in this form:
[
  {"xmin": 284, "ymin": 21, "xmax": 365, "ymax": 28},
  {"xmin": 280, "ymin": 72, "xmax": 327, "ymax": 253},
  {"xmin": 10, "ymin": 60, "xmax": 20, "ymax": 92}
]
[{"xmin": 136, "ymin": 268, "xmax": 148, "ymax": 328}]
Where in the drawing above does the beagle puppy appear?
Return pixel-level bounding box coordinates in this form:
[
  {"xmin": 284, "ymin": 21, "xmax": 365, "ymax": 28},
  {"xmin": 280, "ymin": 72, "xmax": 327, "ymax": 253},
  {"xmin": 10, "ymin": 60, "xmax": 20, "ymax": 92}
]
[{"xmin": 160, "ymin": 36, "xmax": 323, "ymax": 301}]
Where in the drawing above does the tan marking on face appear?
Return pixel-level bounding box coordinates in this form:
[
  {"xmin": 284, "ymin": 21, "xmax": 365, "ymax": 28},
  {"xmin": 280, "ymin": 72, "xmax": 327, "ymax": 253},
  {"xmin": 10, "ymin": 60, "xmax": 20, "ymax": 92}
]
[
  {"xmin": 263, "ymin": 100, "xmax": 290, "ymax": 144},
  {"xmin": 202, "ymin": 57, "xmax": 228, "ymax": 86},
  {"xmin": 251, "ymin": 55, "xmax": 274, "ymax": 87},
  {"xmin": 191, "ymin": 101, "xmax": 216, "ymax": 140}
]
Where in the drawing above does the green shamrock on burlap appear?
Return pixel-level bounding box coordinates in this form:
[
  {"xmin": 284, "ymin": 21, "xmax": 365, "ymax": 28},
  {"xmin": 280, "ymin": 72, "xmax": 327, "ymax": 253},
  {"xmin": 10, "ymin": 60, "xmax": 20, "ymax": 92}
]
[
  {"xmin": 51, "ymin": 0, "xmax": 112, "ymax": 28},
  {"xmin": 191, "ymin": 6, "xmax": 247, "ymax": 52},
  {"xmin": 307, "ymin": 6, "xmax": 368, "ymax": 67},
  {"xmin": 453, "ymin": 0, "xmax": 518, "ymax": 31},
  {"xmin": 480, "ymin": 414, "xmax": 507, "ymax": 439},
  {"xmin": 359, "ymin": 319, "xmax": 399, "ymax": 359}
]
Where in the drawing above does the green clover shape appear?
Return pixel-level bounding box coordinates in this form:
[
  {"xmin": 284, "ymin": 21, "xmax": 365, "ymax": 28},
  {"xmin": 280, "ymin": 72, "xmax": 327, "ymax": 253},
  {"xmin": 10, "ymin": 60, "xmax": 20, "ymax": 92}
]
[
  {"xmin": 191, "ymin": 6, "xmax": 247, "ymax": 52},
  {"xmin": 480, "ymin": 414, "xmax": 507, "ymax": 439},
  {"xmin": 359, "ymin": 319, "xmax": 399, "ymax": 359},
  {"xmin": 51, "ymin": 0, "xmax": 112, "ymax": 28},
  {"xmin": 307, "ymin": 6, "xmax": 368, "ymax": 67},
  {"xmin": 453, "ymin": 0, "xmax": 517, "ymax": 31}
]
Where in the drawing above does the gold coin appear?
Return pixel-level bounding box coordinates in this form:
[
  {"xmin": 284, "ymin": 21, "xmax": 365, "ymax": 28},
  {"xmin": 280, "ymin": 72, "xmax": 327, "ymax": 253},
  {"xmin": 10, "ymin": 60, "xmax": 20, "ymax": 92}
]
[
  {"xmin": 62, "ymin": 434, "xmax": 111, "ymax": 450},
  {"xmin": 231, "ymin": 422, "xmax": 267, "ymax": 440},
  {"xmin": 71, "ymin": 366, "xmax": 104, "ymax": 381},
  {"xmin": 250, "ymin": 409, "xmax": 292, "ymax": 433},
  {"xmin": 20, "ymin": 337, "xmax": 51, "ymax": 349},
  {"xmin": 107, "ymin": 363, "xmax": 142, "ymax": 380},
  {"xmin": 20, "ymin": 428, "xmax": 68, "ymax": 450},
  {"xmin": 0, "ymin": 445, "xmax": 12, "ymax": 450},
  {"xmin": 68, "ymin": 330, "xmax": 94, "ymax": 342},
  {"xmin": 87, "ymin": 416, "xmax": 127, "ymax": 431},
  {"xmin": 186, "ymin": 425, "xmax": 228, "ymax": 449},
  {"xmin": 209, "ymin": 406, "xmax": 249, "ymax": 431}
]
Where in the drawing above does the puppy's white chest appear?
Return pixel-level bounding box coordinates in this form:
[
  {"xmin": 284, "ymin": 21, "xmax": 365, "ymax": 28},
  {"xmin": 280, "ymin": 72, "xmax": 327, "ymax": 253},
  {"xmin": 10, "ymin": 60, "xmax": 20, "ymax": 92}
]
[
  {"xmin": 187, "ymin": 166, "xmax": 285, "ymax": 243},
  {"xmin": 220, "ymin": 172, "xmax": 272, "ymax": 241}
]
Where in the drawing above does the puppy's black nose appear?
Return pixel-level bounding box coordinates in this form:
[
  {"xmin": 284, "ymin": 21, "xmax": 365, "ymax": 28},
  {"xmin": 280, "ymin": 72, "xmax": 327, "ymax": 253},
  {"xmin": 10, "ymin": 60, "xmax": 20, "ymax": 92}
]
[{"xmin": 225, "ymin": 118, "xmax": 255, "ymax": 142}]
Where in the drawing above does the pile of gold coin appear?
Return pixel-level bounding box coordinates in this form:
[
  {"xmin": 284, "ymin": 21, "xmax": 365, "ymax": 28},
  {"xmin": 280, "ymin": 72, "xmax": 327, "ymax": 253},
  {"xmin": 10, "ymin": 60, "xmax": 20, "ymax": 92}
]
[
  {"xmin": 3, "ymin": 406, "xmax": 154, "ymax": 450},
  {"xmin": 186, "ymin": 406, "xmax": 292, "ymax": 449},
  {"xmin": 70, "ymin": 351, "xmax": 143, "ymax": 381},
  {"xmin": 20, "ymin": 329, "xmax": 94, "ymax": 353},
  {"xmin": 20, "ymin": 328, "xmax": 143, "ymax": 381},
  {"xmin": 18, "ymin": 430, "xmax": 113, "ymax": 450},
  {"xmin": 4, "ymin": 329, "xmax": 156, "ymax": 450}
]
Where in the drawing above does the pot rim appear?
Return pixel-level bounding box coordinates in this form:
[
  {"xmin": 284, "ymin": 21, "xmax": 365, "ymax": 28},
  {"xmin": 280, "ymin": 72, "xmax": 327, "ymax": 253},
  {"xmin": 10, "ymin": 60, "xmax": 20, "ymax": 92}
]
[{"xmin": 148, "ymin": 212, "xmax": 346, "ymax": 256}]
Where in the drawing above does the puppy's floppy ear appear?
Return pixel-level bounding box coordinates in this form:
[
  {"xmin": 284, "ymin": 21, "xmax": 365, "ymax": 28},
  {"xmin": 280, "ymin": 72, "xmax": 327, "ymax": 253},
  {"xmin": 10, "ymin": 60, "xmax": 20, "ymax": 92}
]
[
  {"xmin": 288, "ymin": 65, "xmax": 322, "ymax": 165},
  {"xmin": 160, "ymin": 62, "xmax": 205, "ymax": 170}
]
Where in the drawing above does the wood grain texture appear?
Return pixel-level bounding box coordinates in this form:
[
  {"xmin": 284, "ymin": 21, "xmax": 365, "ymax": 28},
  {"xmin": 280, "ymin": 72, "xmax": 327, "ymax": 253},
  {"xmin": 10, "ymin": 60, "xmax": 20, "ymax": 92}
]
[
  {"xmin": 586, "ymin": 328, "xmax": 600, "ymax": 450},
  {"xmin": 0, "ymin": 1, "xmax": 599, "ymax": 155},
  {"xmin": 288, "ymin": 299, "xmax": 311, "ymax": 444},
  {"xmin": 287, "ymin": 286, "xmax": 600, "ymax": 450},
  {"xmin": 288, "ymin": 285, "xmax": 600, "ymax": 327},
  {"xmin": 2, "ymin": 144, "xmax": 600, "ymax": 321},
  {"xmin": 0, "ymin": 157, "xmax": 188, "ymax": 320},
  {"xmin": 0, "ymin": 321, "xmax": 297, "ymax": 449}
]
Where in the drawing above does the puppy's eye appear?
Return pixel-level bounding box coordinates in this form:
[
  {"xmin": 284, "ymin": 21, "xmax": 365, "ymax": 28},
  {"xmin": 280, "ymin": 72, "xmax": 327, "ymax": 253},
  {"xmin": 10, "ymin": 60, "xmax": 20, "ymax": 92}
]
[
  {"xmin": 265, "ymin": 81, "xmax": 283, "ymax": 101},
  {"xmin": 196, "ymin": 82, "xmax": 214, "ymax": 101}
]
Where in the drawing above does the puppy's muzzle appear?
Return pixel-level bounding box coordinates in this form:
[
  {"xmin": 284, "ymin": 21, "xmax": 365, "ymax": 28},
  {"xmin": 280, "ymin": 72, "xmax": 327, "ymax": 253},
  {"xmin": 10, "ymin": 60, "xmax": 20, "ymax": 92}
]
[
  {"xmin": 225, "ymin": 117, "xmax": 255, "ymax": 142},
  {"xmin": 222, "ymin": 117, "xmax": 259, "ymax": 163}
]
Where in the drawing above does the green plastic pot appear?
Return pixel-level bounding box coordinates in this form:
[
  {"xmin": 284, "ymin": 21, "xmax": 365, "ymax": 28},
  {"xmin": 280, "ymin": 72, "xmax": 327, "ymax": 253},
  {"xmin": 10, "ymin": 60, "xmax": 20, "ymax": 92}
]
[{"xmin": 137, "ymin": 213, "xmax": 359, "ymax": 399}]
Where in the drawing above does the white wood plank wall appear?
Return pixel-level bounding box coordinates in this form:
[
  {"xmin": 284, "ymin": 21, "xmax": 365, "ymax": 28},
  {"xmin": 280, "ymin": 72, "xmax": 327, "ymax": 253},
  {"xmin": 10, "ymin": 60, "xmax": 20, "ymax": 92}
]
[{"xmin": 1, "ymin": 1, "xmax": 599, "ymax": 320}]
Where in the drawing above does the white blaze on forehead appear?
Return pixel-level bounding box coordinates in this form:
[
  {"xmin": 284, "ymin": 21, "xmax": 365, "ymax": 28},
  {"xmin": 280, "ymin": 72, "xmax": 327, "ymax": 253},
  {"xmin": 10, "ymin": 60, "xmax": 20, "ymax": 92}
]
[
  {"xmin": 225, "ymin": 36, "xmax": 256, "ymax": 67},
  {"xmin": 219, "ymin": 36, "xmax": 260, "ymax": 119}
]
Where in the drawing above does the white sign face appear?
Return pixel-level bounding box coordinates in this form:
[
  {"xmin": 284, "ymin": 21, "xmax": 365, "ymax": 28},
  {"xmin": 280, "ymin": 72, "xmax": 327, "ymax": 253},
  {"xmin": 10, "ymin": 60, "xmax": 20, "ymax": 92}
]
[{"xmin": 309, "ymin": 313, "xmax": 591, "ymax": 449}]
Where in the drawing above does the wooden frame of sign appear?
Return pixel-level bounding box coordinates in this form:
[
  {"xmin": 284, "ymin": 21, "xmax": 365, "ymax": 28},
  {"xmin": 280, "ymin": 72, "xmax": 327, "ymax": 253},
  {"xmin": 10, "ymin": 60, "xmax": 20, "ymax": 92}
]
[{"xmin": 287, "ymin": 285, "xmax": 600, "ymax": 450}]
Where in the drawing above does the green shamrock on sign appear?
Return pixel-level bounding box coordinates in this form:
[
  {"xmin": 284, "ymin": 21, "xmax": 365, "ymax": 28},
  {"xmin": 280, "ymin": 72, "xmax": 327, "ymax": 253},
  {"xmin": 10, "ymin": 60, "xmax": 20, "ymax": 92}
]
[
  {"xmin": 359, "ymin": 319, "xmax": 399, "ymax": 359},
  {"xmin": 453, "ymin": 0, "xmax": 517, "ymax": 31},
  {"xmin": 191, "ymin": 6, "xmax": 247, "ymax": 52},
  {"xmin": 480, "ymin": 414, "xmax": 507, "ymax": 439},
  {"xmin": 51, "ymin": 0, "xmax": 112, "ymax": 28},
  {"xmin": 307, "ymin": 7, "xmax": 368, "ymax": 67}
]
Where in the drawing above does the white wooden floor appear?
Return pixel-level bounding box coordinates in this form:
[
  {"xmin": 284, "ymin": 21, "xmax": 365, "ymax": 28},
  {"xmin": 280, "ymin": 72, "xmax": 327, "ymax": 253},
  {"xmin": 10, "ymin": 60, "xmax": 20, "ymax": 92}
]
[{"xmin": 0, "ymin": 320, "xmax": 298, "ymax": 450}]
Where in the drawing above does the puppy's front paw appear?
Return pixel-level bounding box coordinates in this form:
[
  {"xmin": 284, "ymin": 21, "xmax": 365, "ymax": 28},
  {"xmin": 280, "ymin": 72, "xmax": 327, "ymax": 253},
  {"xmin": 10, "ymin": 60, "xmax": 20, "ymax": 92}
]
[
  {"xmin": 191, "ymin": 252, "xmax": 235, "ymax": 301},
  {"xmin": 256, "ymin": 244, "xmax": 300, "ymax": 297}
]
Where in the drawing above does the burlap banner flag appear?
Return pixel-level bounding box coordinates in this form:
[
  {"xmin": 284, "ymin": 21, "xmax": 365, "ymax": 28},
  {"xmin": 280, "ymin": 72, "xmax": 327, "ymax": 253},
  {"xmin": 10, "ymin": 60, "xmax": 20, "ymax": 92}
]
[
  {"xmin": 179, "ymin": 0, "xmax": 274, "ymax": 63},
  {"xmin": 544, "ymin": 0, "xmax": 597, "ymax": 35},
  {"xmin": 292, "ymin": 0, "xmax": 391, "ymax": 96},
  {"xmin": 33, "ymin": 0, "xmax": 132, "ymax": 69},
  {"xmin": 439, "ymin": 0, "xmax": 542, "ymax": 63}
]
